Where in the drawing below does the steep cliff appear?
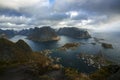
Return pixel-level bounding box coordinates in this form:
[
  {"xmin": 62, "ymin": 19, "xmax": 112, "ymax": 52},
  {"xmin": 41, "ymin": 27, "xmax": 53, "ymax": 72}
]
[
  {"xmin": 58, "ymin": 27, "xmax": 91, "ymax": 38},
  {"xmin": 28, "ymin": 27, "xmax": 60, "ymax": 42}
]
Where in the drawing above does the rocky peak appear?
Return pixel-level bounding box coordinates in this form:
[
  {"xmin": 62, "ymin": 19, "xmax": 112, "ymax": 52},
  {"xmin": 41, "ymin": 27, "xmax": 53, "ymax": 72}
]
[
  {"xmin": 28, "ymin": 26, "xmax": 60, "ymax": 42},
  {"xmin": 0, "ymin": 38, "xmax": 32, "ymax": 62},
  {"xmin": 57, "ymin": 27, "xmax": 91, "ymax": 38},
  {"xmin": 16, "ymin": 39, "xmax": 32, "ymax": 53}
]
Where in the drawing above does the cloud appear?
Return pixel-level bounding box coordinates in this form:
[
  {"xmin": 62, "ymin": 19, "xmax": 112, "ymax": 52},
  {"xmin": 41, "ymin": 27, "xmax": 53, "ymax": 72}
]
[
  {"xmin": 54, "ymin": 0, "xmax": 120, "ymax": 14},
  {"xmin": 0, "ymin": 22, "xmax": 34, "ymax": 30},
  {"xmin": 0, "ymin": 15, "xmax": 33, "ymax": 30},
  {"xmin": 0, "ymin": 15, "xmax": 31, "ymax": 24},
  {"xmin": 0, "ymin": 0, "xmax": 49, "ymax": 10},
  {"xmin": 0, "ymin": 0, "xmax": 120, "ymax": 30}
]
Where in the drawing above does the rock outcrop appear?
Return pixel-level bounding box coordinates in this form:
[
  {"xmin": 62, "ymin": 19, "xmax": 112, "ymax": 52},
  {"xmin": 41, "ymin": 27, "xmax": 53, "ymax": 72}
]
[
  {"xmin": 57, "ymin": 27, "xmax": 91, "ymax": 38},
  {"xmin": 28, "ymin": 26, "xmax": 60, "ymax": 42},
  {"xmin": 101, "ymin": 43, "xmax": 113, "ymax": 49},
  {"xmin": 16, "ymin": 39, "xmax": 32, "ymax": 53},
  {"xmin": 59, "ymin": 43, "xmax": 80, "ymax": 51}
]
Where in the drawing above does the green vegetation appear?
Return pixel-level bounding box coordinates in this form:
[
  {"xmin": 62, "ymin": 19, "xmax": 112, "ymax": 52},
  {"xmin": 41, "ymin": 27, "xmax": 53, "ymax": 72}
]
[{"xmin": 63, "ymin": 68, "xmax": 91, "ymax": 80}]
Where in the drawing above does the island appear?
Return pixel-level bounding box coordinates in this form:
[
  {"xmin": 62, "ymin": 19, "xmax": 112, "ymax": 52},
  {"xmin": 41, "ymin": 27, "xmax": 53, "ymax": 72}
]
[
  {"xmin": 57, "ymin": 27, "xmax": 91, "ymax": 38},
  {"xmin": 101, "ymin": 43, "xmax": 113, "ymax": 49},
  {"xmin": 28, "ymin": 26, "xmax": 60, "ymax": 42},
  {"xmin": 58, "ymin": 42, "xmax": 80, "ymax": 51}
]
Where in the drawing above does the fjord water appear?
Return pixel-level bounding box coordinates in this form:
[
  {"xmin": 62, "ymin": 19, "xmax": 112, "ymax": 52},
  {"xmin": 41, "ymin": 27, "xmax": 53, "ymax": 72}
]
[
  {"xmin": 10, "ymin": 31, "xmax": 120, "ymax": 73},
  {"xmin": 91, "ymin": 31, "xmax": 120, "ymax": 63}
]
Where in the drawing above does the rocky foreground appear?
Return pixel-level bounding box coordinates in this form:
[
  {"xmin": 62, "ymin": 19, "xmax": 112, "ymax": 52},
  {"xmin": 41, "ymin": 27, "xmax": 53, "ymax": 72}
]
[{"xmin": 0, "ymin": 38, "xmax": 62, "ymax": 80}]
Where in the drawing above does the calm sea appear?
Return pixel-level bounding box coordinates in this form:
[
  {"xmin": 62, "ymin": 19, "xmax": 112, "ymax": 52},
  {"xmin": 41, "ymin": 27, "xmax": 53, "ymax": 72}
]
[{"xmin": 10, "ymin": 31, "xmax": 120, "ymax": 73}]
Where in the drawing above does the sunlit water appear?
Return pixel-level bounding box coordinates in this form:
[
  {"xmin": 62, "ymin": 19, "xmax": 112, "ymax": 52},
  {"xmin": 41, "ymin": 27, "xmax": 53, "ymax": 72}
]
[{"xmin": 10, "ymin": 31, "xmax": 120, "ymax": 73}]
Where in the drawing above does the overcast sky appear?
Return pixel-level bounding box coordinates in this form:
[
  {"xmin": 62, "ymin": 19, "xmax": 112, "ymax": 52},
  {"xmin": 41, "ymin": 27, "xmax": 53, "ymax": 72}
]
[{"xmin": 0, "ymin": 0, "xmax": 120, "ymax": 31}]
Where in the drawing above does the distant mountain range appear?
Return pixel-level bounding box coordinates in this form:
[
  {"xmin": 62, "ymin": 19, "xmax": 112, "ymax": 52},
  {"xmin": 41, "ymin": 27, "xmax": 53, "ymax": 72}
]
[
  {"xmin": 0, "ymin": 26, "xmax": 91, "ymax": 42},
  {"xmin": 0, "ymin": 29, "xmax": 17, "ymax": 38}
]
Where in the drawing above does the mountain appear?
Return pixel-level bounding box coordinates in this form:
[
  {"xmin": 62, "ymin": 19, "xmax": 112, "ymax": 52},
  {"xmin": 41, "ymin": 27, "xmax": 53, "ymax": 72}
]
[
  {"xmin": 28, "ymin": 26, "xmax": 60, "ymax": 42},
  {"xmin": 0, "ymin": 29, "xmax": 16, "ymax": 38},
  {"xmin": 16, "ymin": 40, "xmax": 32, "ymax": 53},
  {"xmin": 0, "ymin": 38, "xmax": 32, "ymax": 63},
  {"xmin": 0, "ymin": 38, "xmax": 57, "ymax": 80},
  {"xmin": 18, "ymin": 27, "xmax": 91, "ymax": 41},
  {"xmin": 17, "ymin": 29, "xmax": 29, "ymax": 36},
  {"xmin": 57, "ymin": 27, "xmax": 91, "ymax": 38}
]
